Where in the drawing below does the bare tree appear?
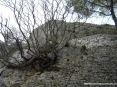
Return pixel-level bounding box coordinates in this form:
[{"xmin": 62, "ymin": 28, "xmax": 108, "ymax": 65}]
[{"xmin": 0, "ymin": 0, "xmax": 85, "ymax": 71}]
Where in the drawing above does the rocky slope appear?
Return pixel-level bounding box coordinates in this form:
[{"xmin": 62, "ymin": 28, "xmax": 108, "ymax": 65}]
[
  {"xmin": 1, "ymin": 45, "xmax": 117, "ymax": 87},
  {"xmin": 0, "ymin": 22, "xmax": 117, "ymax": 87}
]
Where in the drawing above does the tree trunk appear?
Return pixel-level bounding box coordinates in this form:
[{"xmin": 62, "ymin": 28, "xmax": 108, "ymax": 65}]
[{"xmin": 110, "ymin": 0, "xmax": 117, "ymax": 29}]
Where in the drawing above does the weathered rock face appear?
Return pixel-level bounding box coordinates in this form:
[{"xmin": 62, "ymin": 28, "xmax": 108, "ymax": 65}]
[{"xmin": 69, "ymin": 34, "xmax": 117, "ymax": 48}]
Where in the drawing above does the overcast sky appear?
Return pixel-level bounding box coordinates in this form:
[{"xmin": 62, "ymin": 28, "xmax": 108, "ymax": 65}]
[
  {"xmin": 0, "ymin": 2, "xmax": 115, "ymax": 41},
  {"xmin": 0, "ymin": 4, "xmax": 114, "ymax": 24}
]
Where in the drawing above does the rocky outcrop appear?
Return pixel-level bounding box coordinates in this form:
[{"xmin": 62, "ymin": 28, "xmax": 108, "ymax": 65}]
[
  {"xmin": 69, "ymin": 34, "xmax": 117, "ymax": 48},
  {"xmin": 1, "ymin": 22, "xmax": 117, "ymax": 87}
]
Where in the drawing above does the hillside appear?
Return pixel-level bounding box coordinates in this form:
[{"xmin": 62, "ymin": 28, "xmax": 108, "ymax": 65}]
[{"xmin": 0, "ymin": 22, "xmax": 117, "ymax": 87}]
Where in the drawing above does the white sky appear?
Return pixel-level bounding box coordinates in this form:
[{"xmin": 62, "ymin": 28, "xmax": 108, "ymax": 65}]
[{"xmin": 0, "ymin": 1, "xmax": 115, "ymax": 41}]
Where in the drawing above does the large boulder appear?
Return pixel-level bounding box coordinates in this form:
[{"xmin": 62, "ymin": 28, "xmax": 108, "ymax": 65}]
[
  {"xmin": 29, "ymin": 20, "xmax": 73, "ymax": 48},
  {"xmin": 8, "ymin": 49, "xmax": 32, "ymax": 64},
  {"xmin": 29, "ymin": 27, "xmax": 46, "ymax": 47}
]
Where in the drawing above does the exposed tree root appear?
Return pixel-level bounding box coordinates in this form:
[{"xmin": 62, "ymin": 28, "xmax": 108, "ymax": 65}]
[{"xmin": 6, "ymin": 52, "xmax": 58, "ymax": 72}]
